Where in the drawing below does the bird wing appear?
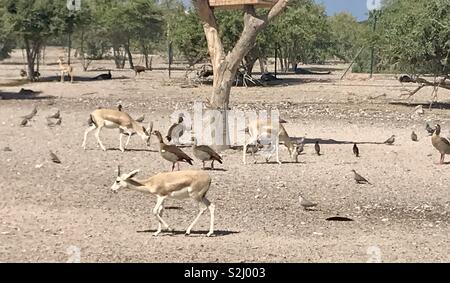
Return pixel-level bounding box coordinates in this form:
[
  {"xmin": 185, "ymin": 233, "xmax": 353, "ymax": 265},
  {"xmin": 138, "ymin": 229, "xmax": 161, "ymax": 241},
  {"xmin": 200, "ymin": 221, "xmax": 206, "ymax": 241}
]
[
  {"xmin": 196, "ymin": 145, "xmax": 222, "ymax": 163},
  {"xmin": 165, "ymin": 145, "xmax": 193, "ymax": 163}
]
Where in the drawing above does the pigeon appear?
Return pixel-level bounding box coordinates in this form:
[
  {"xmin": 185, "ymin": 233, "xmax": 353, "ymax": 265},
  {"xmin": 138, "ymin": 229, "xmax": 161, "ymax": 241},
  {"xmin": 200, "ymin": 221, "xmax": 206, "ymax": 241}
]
[
  {"xmin": 353, "ymin": 143, "xmax": 359, "ymax": 157},
  {"xmin": 426, "ymin": 123, "xmax": 435, "ymax": 136},
  {"xmin": 135, "ymin": 114, "xmax": 145, "ymax": 123},
  {"xmin": 314, "ymin": 141, "xmax": 321, "ymax": 156},
  {"xmin": 351, "ymin": 169, "xmax": 371, "ymax": 184},
  {"xmin": 47, "ymin": 110, "xmax": 60, "ymax": 119},
  {"xmin": 411, "ymin": 131, "xmax": 418, "ymax": 142},
  {"xmin": 20, "ymin": 118, "xmax": 29, "ymax": 127},
  {"xmin": 50, "ymin": 151, "xmax": 61, "ymax": 164},
  {"xmin": 384, "ymin": 135, "xmax": 395, "ymax": 145},
  {"xmin": 21, "ymin": 106, "xmax": 37, "ymax": 120},
  {"xmin": 299, "ymin": 195, "xmax": 318, "ymax": 210}
]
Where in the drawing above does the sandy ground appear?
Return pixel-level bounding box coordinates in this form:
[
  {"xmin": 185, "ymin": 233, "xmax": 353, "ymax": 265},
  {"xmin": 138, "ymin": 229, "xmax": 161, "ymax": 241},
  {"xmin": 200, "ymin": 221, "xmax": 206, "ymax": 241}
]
[{"xmin": 1, "ymin": 47, "xmax": 450, "ymax": 262}]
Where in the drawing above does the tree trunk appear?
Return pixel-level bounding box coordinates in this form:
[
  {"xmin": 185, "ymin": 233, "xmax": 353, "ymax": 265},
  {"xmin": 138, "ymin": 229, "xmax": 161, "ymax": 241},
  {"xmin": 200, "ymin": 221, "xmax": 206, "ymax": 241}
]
[
  {"xmin": 24, "ymin": 38, "xmax": 39, "ymax": 82},
  {"xmin": 125, "ymin": 38, "xmax": 134, "ymax": 69},
  {"xmin": 193, "ymin": 0, "xmax": 291, "ymax": 148}
]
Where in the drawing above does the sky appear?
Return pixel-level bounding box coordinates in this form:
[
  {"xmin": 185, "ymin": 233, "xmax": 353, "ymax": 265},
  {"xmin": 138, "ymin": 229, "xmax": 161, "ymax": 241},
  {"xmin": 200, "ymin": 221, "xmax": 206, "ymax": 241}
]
[
  {"xmin": 314, "ymin": 0, "xmax": 369, "ymax": 21},
  {"xmin": 182, "ymin": 1, "xmax": 370, "ymax": 21}
]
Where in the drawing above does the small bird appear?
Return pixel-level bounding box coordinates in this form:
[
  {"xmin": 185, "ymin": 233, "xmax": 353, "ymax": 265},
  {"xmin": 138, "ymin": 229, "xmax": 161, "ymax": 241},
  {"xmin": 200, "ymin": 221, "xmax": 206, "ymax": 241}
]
[
  {"xmin": 351, "ymin": 169, "xmax": 371, "ymax": 184},
  {"xmin": 299, "ymin": 195, "xmax": 318, "ymax": 210},
  {"xmin": 55, "ymin": 117, "xmax": 62, "ymax": 125},
  {"xmin": 431, "ymin": 124, "xmax": 450, "ymax": 165},
  {"xmin": 135, "ymin": 114, "xmax": 145, "ymax": 123},
  {"xmin": 47, "ymin": 110, "xmax": 60, "ymax": 119},
  {"xmin": 292, "ymin": 137, "xmax": 305, "ymax": 162},
  {"xmin": 21, "ymin": 106, "xmax": 37, "ymax": 120},
  {"xmin": 384, "ymin": 135, "xmax": 395, "ymax": 145},
  {"xmin": 166, "ymin": 116, "xmax": 185, "ymax": 144},
  {"xmin": 353, "ymin": 143, "xmax": 359, "ymax": 157},
  {"xmin": 411, "ymin": 131, "xmax": 418, "ymax": 142},
  {"xmin": 3, "ymin": 147, "xmax": 12, "ymax": 152},
  {"xmin": 20, "ymin": 118, "xmax": 29, "ymax": 127},
  {"xmin": 192, "ymin": 137, "xmax": 223, "ymax": 169},
  {"xmin": 426, "ymin": 123, "xmax": 435, "ymax": 136},
  {"xmin": 153, "ymin": 130, "xmax": 193, "ymax": 171},
  {"xmin": 20, "ymin": 69, "xmax": 27, "ymax": 78},
  {"xmin": 314, "ymin": 141, "xmax": 321, "ymax": 156},
  {"xmin": 117, "ymin": 104, "xmax": 123, "ymax": 111},
  {"xmin": 50, "ymin": 151, "xmax": 61, "ymax": 164}
]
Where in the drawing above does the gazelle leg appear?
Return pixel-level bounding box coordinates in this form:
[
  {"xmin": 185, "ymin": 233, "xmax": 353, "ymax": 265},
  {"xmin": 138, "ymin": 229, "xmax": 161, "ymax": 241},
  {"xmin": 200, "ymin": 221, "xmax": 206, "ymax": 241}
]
[
  {"xmin": 275, "ymin": 136, "xmax": 281, "ymax": 165},
  {"xmin": 82, "ymin": 125, "xmax": 96, "ymax": 149},
  {"xmin": 171, "ymin": 163, "xmax": 175, "ymax": 171},
  {"xmin": 185, "ymin": 198, "xmax": 208, "ymax": 236},
  {"xmin": 152, "ymin": 196, "xmax": 169, "ymax": 236},
  {"xmin": 211, "ymin": 160, "xmax": 215, "ymax": 169},
  {"xmin": 177, "ymin": 162, "xmax": 180, "ymax": 171},
  {"xmin": 60, "ymin": 71, "xmax": 64, "ymax": 82},
  {"xmin": 205, "ymin": 197, "xmax": 215, "ymax": 237},
  {"xmin": 95, "ymin": 126, "xmax": 106, "ymax": 151},
  {"xmin": 125, "ymin": 133, "xmax": 132, "ymax": 148},
  {"xmin": 119, "ymin": 132, "xmax": 125, "ymax": 152}
]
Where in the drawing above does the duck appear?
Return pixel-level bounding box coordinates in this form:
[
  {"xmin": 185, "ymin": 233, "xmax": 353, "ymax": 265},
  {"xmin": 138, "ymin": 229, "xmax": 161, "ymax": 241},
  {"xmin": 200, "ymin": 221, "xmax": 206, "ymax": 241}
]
[
  {"xmin": 431, "ymin": 124, "xmax": 450, "ymax": 165},
  {"xmin": 153, "ymin": 130, "xmax": 193, "ymax": 171},
  {"xmin": 166, "ymin": 116, "xmax": 185, "ymax": 144},
  {"xmin": 192, "ymin": 137, "xmax": 223, "ymax": 169}
]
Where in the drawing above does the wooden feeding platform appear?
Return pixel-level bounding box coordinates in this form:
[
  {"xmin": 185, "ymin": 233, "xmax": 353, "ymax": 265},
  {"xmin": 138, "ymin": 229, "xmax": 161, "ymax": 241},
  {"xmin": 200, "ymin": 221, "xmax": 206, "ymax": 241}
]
[{"xmin": 208, "ymin": 0, "xmax": 277, "ymax": 9}]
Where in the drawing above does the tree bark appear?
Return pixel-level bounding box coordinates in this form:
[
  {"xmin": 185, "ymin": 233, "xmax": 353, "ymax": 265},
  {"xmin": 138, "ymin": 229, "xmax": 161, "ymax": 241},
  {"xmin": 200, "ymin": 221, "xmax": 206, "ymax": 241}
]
[
  {"xmin": 194, "ymin": 0, "xmax": 290, "ymax": 109},
  {"xmin": 193, "ymin": 0, "xmax": 290, "ymax": 148},
  {"xmin": 24, "ymin": 37, "xmax": 40, "ymax": 82},
  {"xmin": 125, "ymin": 38, "xmax": 134, "ymax": 69}
]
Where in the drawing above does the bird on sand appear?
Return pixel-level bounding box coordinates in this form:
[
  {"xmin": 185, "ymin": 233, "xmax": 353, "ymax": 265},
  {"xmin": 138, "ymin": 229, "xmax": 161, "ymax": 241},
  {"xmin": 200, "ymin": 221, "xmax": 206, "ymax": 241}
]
[
  {"xmin": 50, "ymin": 151, "xmax": 61, "ymax": 164},
  {"xmin": 431, "ymin": 124, "xmax": 450, "ymax": 165},
  {"xmin": 299, "ymin": 195, "xmax": 318, "ymax": 210},
  {"xmin": 426, "ymin": 123, "xmax": 435, "ymax": 136},
  {"xmin": 353, "ymin": 143, "xmax": 359, "ymax": 157},
  {"xmin": 351, "ymin": 169, "xmax": 371, "ymax": 184},
  {"xmin": 20, "ymin": 118, "xmax": 30, "ymax": 127},
  {"xmin": 153, "ymin": 130, "xmax": 193, "ymax": 171},
  {"xmin": 21, "ymin": 106, "xmax": 37, "ymax": 120},
  {"xmin": 384, "ymin": 135, "xmax": 395, "ymax": 145},
  {"xmin": 411, "ymin": 131, "xmax": 418, "ymax": 142},
  {"xmin": 47, "ymin": 110, "xmax": 60, "ymax": 119},
  {"xmin": 135, "ymin": 114, "xmax": 145, "ymax": 123},
  {"xmin": 192, "ymin": 137, "xmax": 223, "ymax": 169},
  {"xmin": 314, "ymin": 141, "xmax": 321, "ymax": 156},
  {"xmin": 117, "ymin": 104, "xmax": 123, "ymax": 111},
  {"xmin": 166, "ymin": 116, "xmax": 185, "ymax": 144}
]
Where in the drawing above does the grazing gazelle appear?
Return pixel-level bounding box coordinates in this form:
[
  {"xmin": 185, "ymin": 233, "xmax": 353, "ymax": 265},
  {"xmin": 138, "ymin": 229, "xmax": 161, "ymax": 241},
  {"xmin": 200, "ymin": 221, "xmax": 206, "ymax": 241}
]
[
  {"xmin": 243, "ymin": 119, "xmax": 297, "ymax": 164},
  {"xmin": 82, "ymin": 108, "xmax": 152, "ymax": 152},
  {"xmin": 111, "ymin": 167, "xmax": 215, "ymax": 237},
  {"xmin": 57, "ymin": 57, "xmax": 74, "ymax": 83}
]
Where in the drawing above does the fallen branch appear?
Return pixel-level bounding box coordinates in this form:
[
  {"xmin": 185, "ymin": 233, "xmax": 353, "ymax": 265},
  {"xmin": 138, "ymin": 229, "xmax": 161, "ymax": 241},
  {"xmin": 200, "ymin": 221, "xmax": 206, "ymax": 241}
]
[{"xmin": 400, "ymin": 76, "xmax": 449, "ymax": 99}]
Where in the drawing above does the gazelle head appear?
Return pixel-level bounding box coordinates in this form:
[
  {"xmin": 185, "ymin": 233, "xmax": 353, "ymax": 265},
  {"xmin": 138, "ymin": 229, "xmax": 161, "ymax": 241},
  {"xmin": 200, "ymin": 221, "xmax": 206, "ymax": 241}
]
[
  {"xmin": 111, "ymin": 166, "xmax": 140, "ymax": 193},
  {"xmin": 140, "ymin": 121, "xmax": 153, "ymax": 146}
]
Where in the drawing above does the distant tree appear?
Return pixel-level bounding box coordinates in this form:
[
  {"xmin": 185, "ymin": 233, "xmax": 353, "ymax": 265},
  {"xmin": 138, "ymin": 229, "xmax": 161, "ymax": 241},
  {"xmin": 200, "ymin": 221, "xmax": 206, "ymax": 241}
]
[
  {"xmin": 1, "ymin": 0, "xmax": 66, "ymax": 80},
  {"xmin": 328, "ymin": 12, "xmax": 368, "ymax": 62}
]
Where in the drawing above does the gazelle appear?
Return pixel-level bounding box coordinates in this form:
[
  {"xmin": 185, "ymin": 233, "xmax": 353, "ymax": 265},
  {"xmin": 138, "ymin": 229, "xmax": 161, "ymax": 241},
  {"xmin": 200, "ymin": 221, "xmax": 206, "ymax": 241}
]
[
  {"xmin": 243, "ymin": 119, "xmax": 297, "ymax": 164},
  {"xmin": 82, "ymin": 108, "xmax": 153, "ymax": 152},
  {"xmin": 111, "ymin": 167, "xmax": 215, "ymax": 237},
  {"xmin": 57, "ymin": 57, "xmax": 74, "ymax": 83}
]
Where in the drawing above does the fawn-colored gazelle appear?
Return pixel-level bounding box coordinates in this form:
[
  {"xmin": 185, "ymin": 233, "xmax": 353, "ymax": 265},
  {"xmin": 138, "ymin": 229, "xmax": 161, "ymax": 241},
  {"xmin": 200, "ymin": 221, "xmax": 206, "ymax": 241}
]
[
  {"xmin": 57, "ymin": 57, "xmax": 74, "ymax": 83},
  {"xmin": 111, "ymin": 167, "xmax": 215, "ymax": 237}
]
